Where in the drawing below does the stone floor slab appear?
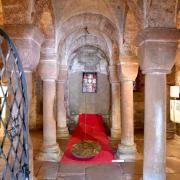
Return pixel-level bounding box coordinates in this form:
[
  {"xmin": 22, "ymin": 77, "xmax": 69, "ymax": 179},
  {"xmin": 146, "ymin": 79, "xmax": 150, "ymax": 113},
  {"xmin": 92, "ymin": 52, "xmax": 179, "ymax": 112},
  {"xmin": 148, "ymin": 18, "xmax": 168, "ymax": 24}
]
[
  {"xmin": 37, "ymin": 161, "xmax": 59, "ymax": 179},
  {"xmin": 34, "ymin": 160, "xmax": 42, "ymax": 177},
  {"xmin": 120, "ymin": 160, "xmax": 143, "ymax": 174},
  {"xmin": 85, "ymin": 163, "xmax": 123, "ymax": 180},
  {"xmin": 57, "ymin": 175, "xmax": 85, "ymax": 180},
  {"xmin": 58, "ymin": 164, "xmax": 93, "ymax": 176}
]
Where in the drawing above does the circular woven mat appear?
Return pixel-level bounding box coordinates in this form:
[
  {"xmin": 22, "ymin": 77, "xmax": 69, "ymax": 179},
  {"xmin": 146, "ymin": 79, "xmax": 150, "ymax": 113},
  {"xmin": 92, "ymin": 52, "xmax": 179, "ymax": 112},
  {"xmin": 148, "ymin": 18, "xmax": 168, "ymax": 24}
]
[{"xmin": 71, "ymin": 140, "xmax": 101, "ymax": 159}]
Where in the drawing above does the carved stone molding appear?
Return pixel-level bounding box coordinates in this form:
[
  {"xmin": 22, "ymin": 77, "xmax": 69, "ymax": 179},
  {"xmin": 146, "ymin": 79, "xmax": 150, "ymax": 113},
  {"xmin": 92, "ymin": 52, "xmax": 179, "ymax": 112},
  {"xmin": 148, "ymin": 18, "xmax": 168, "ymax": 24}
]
[
  {"xmin": 136, "ymin": 28, "xmax": 180, "ymax": 74},
  {"xmin": 3, "ymin": 24, "xmax": 44, "ymax": 71}
]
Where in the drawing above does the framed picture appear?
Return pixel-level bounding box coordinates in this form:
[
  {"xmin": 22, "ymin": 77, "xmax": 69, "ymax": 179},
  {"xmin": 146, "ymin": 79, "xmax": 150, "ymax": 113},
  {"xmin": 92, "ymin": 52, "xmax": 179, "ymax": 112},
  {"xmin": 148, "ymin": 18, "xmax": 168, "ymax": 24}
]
[{"xmin": 82, "ymin": 72, "xmax": 97, "ymax": 93}]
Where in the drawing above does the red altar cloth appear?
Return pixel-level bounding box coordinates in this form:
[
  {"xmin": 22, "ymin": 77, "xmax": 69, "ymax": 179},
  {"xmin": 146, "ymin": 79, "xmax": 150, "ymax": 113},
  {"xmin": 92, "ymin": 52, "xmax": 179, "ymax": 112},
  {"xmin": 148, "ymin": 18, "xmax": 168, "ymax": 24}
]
[{"xmin": 60, "ymin": 114, "xmax": 113, "ymax": 164}]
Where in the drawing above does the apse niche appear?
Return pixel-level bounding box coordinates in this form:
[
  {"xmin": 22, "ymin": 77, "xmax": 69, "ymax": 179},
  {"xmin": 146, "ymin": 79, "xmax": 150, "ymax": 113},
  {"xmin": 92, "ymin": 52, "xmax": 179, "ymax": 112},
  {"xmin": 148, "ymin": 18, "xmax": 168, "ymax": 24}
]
[{"xmin": 66, "ymin": 46, "xmax": 110, "ymax": 131}]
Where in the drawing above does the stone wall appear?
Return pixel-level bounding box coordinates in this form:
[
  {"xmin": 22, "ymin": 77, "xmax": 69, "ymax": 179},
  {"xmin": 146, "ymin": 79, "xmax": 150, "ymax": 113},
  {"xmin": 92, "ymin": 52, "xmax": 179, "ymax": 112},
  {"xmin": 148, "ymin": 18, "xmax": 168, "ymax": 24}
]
[{"xmin": 67, "ymin": 72, "xmax": 110, "ymax": 126}]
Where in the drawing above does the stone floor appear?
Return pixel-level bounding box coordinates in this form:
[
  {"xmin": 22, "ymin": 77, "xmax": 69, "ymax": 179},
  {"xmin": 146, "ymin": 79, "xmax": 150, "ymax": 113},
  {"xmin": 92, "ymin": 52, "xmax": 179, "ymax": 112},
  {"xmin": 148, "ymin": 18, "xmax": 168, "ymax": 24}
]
[{"xmin": 31, "ymin": 130, "xmax": 180, "ymax": 180}]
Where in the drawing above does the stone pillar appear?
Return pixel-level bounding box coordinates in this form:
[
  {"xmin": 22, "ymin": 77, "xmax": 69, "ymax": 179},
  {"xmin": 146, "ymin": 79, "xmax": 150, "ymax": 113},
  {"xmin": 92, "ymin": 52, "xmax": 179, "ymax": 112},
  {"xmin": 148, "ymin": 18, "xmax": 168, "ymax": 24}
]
[
  {"xmin": 115, "ymin": 55, "xmax": 139, "ymax": 161},
  {"xmin": 56, "ymin": 66, "xmax": 69, "ymax": 139},
  {"xmin": 4, "ymin": 24, "xmax": 44, "ymax": 179},
  {"xmin": 175, "ymin": 38, "xmax": 180, "ymax": 86},
  {"xmin": 109, "ymin": 65, "xmax": 121, "ymax": 139},
  {"xmin": 137, "ymin": 28, "xmax": 180, "ymax": 180},
  {"xmin": 175, "ymin": 41, "xmax": 180, "ymax": 136},
  {"xmin": 37, "ymin": 55, "xmax": 61, "ymax": 162},
  {"xmin": 166, "ymin": 83, "xmax": 175, "ymax": 139}
]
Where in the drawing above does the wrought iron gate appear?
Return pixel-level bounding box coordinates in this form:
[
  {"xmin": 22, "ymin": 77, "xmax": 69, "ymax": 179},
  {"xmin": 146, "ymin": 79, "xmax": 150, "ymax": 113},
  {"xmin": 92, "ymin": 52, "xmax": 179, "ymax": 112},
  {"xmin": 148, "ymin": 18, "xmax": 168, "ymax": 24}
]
[{"xmin": 0, "ymin": 29, "xmax": 29, "ymax": 179}]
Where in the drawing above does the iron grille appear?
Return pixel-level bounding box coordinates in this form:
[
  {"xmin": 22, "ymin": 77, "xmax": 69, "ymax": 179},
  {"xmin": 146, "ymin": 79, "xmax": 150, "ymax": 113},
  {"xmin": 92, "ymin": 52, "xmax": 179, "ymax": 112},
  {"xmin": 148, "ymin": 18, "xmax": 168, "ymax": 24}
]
[{"xmin": 0, "ymin": 29, "xmax": 29, "ymax": 179}]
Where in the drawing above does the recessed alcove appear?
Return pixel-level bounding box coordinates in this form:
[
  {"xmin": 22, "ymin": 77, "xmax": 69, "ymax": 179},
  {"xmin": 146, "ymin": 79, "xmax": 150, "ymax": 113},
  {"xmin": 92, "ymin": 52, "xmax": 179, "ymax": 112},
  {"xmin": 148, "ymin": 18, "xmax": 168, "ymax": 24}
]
[{"xmin": 66, "ymin": 45, "xmax": 110, "ymax": 132}]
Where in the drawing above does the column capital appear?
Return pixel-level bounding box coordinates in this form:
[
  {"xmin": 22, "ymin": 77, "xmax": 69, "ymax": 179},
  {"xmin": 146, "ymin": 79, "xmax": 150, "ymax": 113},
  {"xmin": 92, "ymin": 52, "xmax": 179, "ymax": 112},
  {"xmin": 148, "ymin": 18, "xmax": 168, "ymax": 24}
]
[
  {"xmin": 118, "ymin": 55, "xmax": 139, "ymax": 81},
  {"xmin": 109, "ymin": 65, "xmax": 119, "ymax": 83},
  {"xmin": 3, "ymin": 24, "xmax": 44, "ymax": 71},
  {"xmin": 38, "ymin": 60, "xmax": 58, "ymax": 81},
  {"xmin": 136, "ymin": 28, "xmax": 180, "ymax": 74},
  {"xmin": 57, "ymin": 65, "xmax": 68, "ymax": 83}
]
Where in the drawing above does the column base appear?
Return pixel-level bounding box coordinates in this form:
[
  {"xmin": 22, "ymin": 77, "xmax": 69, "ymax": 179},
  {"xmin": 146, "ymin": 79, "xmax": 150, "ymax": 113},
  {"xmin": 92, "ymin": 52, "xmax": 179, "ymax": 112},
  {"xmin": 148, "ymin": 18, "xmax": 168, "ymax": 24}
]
[
  {"xmin": 115, "ymin": 144, "xmax": 137, "ymax": 162},
  {"xmin": 36, "ymin": 143, "xmax": 62, "ymax": 162},
  {"xmin": 57, "ymin": 127, "xmax": 69, "ymax": 139},
  {"xmin": 111, "ymin": 128, "xmax": 121, "ymax": 140}
]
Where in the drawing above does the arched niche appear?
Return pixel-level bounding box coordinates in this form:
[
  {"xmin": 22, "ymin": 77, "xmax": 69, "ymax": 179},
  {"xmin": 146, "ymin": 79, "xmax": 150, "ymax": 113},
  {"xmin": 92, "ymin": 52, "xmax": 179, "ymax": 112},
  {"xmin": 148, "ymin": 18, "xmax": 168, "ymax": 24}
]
[{"xmin": 65, "ymin": 45, "xmax": 110, "ymax": 130}]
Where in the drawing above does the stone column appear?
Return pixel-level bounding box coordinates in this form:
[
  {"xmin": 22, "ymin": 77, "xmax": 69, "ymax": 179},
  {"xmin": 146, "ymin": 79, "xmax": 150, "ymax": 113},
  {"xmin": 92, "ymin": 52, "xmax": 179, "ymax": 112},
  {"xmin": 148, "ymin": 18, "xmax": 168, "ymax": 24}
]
[
  {"xmin": 56, "ymin": 66, "xmax": 69, "ymax": 139},
  {"xmin": 115, "ymin": 55, "xmax": 139, "ymax": 161},
  {"xmin": 4, "ymin": 25, "xmax": 44, "ymax": 179},
  {"xmin": 109, "ymin": 65, "xmax": 121, "ymax": 139},
  {"xmin": 175, "ymin": 41, "xmax": 180, "ymax": 136},
  {"xmin": 37, "ymin": 55, "xmax": 61, "ymax": 162},
  {"xmin": 137, "ymin": 28, "xmax": 180, "ymax": 180}
]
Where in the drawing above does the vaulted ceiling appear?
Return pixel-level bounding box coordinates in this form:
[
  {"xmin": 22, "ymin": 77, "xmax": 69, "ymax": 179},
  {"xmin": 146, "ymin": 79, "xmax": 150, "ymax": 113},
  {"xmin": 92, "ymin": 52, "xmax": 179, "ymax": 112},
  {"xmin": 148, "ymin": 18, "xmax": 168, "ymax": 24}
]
[{"xmin": 0, "ymin": 0, "xmax": 179, "ymax": 66}]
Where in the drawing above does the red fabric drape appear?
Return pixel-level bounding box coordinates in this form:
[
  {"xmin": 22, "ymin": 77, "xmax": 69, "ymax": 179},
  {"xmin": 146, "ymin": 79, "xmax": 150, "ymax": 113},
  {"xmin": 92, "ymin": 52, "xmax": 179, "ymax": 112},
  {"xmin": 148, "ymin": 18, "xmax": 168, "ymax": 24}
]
[{"xmin": 61, "ymin": 114, "xmax": 113, "ymax": 164}]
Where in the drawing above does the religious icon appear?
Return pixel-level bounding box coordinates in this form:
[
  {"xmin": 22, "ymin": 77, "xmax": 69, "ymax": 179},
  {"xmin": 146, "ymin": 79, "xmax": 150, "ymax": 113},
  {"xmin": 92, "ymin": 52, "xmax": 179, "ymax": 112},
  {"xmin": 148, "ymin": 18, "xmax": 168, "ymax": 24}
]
[{"xmin": 82, "ymin": 72, "xmax": 97, "ymax": 93}]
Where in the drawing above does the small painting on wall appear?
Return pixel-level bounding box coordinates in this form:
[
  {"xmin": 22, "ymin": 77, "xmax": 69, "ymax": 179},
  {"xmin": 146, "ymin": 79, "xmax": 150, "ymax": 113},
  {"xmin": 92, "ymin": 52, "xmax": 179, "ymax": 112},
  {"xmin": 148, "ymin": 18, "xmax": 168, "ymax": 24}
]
[{"xmin": 82, "ymin": 72, "xmax": 97, "ymax": 93}]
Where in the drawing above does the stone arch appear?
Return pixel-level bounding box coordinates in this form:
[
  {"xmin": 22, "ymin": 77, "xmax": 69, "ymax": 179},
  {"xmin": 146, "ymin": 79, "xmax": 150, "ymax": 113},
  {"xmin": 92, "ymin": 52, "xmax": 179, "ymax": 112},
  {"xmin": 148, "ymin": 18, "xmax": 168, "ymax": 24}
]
[
  {"xmin": 126, "ymin": 0, "xmax": 144, "ymax": 29},
  {"xmin": 59, "ymin": 0, "xmax": 118, "ymax": 24},
  {"xmin": 57, "ymin": 13, "xmax": 119, "ymax": 51},
  {"xmin": 67, "ymin": 43, "xmax": 110, "ymax": 67},
  {"xmin": 68, "ymin": 36, "xmax": 109, "ymax": 64},
  {"xmin": 123, "ymin": 7, "xmax": 138, "ymax": 56},
  {"xmin": 33, "ymin": 0, "xmax": 55, "ymax": 39},
  {"xmin": 66, "ymin": 45, "xmax": 111, "ymax": 127},
  {"xmin": 58, "ymin": 27, "xmax": 112, "ymax": 60},
  {"xmin": 60, "ymin": 34, "xmax": 111, "ymax": 66}
]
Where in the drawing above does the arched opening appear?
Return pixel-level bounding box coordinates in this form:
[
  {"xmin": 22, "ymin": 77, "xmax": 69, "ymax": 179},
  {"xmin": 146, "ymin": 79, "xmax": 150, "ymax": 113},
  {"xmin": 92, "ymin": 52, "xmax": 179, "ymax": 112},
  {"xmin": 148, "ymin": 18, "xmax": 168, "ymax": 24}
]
[{"xmin": 65, "ymin": 45, "xmax": 110, "ymax": 133}]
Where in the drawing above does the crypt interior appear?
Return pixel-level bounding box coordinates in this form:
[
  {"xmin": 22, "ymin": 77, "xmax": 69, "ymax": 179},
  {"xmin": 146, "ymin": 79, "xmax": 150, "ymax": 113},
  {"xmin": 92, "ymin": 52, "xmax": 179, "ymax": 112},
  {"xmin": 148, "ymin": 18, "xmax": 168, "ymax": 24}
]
[{"xmin": 0, "ymin": 0, "xmax": 180, "ymax": 180}]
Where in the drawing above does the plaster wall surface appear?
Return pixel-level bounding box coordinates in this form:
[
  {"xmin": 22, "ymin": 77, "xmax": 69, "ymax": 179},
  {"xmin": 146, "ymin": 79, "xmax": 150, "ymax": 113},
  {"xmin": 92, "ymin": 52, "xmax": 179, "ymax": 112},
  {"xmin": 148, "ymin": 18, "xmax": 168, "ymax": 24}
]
[{"xmin": 68, "ymin": 72, "xmax": 110, "ymax": 124}]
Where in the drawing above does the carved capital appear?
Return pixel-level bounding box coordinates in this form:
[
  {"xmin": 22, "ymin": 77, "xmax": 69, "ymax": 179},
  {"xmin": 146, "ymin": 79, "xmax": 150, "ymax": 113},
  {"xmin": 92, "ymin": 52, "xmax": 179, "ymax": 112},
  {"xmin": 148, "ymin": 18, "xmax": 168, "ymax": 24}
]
[
  {"xmin": 118, "ymin": 55, "xmax": 139, "ymax": 81},
  {"xmin": 3, "ymin": 24, "xmax": 44, "ymax": 71},
  {"xmin": 109, "ymin": 65, "xmax": 119, "ymax": 83},
  {"xmin": 136, "ymin": 28, "xmax": 180, "ymax": 74}
]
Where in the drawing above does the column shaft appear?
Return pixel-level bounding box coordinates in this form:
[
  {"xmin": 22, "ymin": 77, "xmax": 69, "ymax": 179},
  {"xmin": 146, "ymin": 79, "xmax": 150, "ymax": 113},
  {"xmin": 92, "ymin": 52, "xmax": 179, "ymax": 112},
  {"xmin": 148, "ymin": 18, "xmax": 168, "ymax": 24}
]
[
  {"xmin": 115, "ymin": 80, "xmax": 136, "ymax": 161},
  {"xmin": 36, "ymin": 80, "xmax": 61, "ymax": 162},
  {"xmin": 143, "ymin": 74, "xmax": 166, "ymax": 180},
  {"xmin": 121, "ymin": 80, "xmax": 134, "ymax": 146},
  {"xmin": 43, "ymin": 80, "xmax": 57, "ymax": 146},
  {"xmin": 57, "ymin": 81, "xmax": 69, "ymax": 139},
  {"xmin": 111, "ymin": 82, "xmax": 121, "ymax": 139}
]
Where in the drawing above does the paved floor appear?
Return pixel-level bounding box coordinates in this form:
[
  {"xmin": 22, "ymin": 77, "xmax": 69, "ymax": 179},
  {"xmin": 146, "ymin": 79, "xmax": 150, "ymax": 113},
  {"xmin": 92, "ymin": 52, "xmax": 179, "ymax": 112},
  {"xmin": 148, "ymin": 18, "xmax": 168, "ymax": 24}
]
[{"xmin": 31, "ymin": 130, "xmax": 180, "ymax": 180}]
